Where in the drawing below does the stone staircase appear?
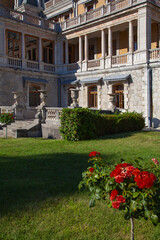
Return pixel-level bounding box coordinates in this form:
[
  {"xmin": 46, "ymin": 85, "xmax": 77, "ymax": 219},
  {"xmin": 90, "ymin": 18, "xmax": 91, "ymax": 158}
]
[{"xmin": 0, "ymin": 119, "xmax": 36, "ymax": 138}]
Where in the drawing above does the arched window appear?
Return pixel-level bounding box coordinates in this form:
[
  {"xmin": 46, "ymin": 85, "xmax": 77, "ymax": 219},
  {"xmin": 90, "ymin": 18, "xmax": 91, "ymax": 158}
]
[
  {"xmin": 113, "ymin": 84, "xmax": 124, "ymax": 108},
  {"xmin": 29, "ymin": 85, "xmax": 40, "ymax": 107},
  {"xmin": 88, "ymin": 85, "xmax": 97, "ymax": 108}
]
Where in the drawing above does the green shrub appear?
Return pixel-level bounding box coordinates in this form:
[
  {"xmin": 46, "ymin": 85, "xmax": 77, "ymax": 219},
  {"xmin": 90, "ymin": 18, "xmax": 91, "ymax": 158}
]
[
  {"xmin": 60, "ymin": 109, "xmax": 145, "ymax": 141},
  {"xmin": 60, "ymin": 108, "xmax": 98, "ymax": 141}
]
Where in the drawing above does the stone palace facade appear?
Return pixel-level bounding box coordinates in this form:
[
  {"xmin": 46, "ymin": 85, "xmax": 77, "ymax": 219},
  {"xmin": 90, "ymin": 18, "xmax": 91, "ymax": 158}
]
[{"xmin": 0, "ymin": 0, "xmax": 160, "ymax": 127}]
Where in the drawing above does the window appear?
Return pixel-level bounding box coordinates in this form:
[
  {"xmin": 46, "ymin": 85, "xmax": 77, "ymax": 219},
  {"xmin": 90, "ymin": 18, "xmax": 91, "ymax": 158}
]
[
  {"xmin": 29, "ymin": 85, "xmax": 40, "ymax": 107},
  {"xmin": 88, "ymin": 85, "xmax": 97, "ymax": 108},
  {"xmin": 64, "ymin": 14, "xmax": 70, "ymax": 20},
  {"xmin": 25, "ymin": 35, "xmax": 38, "ymax": 61},
  {"xmin": 89, "ymin": 44, "xmax": 95, "ymax": 60},
  {"xmin": 87, "ymin": 4, "xmax": 93, "ymax": 12},
  {"xmin": 133, "ymin": 26, "xmax": 137, "ymax": 51},
  {"xmin": 113, "ymin": 84, "xmax": 124, "ymax": 108},
  {"xmin": 6, "ymin": 30, "xmax": 21, "ymax": 58},
  {"xmin": 42, "ymin": 40, "xmax": 54, "ymax": 64}
]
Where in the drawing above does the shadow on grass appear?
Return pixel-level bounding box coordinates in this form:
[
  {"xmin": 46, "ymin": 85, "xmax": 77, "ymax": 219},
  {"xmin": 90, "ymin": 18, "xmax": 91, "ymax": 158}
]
[
  {"xmin": 0, "ymin": 152, "xmax": 115, "ymax": 216},
  {"xmin": 97, "ymin": 131, "xmax": 140, "ymax": 140}
]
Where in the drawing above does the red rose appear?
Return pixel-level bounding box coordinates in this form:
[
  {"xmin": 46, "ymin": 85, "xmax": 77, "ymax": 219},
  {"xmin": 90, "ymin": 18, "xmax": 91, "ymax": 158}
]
[
  {"xmin": 115, "ymin": 175, "xmax": 124, "ymax": 183},
  {"xmin": 150, "ymin": 173, "xmax": 156, "ymax": 182},
  {"xmin": 110, "ymin": 190, "xmax": 118, "ymax": 201},
  {"xmin": 134, "ymin": 171, "xmax": 156, "ymax": 189},
  {"xmin": 152, "ymin": 158, "xmax": 159, "ymax": 165},
  {"xmin": 112, "ymin": 201, "xmax": 120, "ymax": 209},
  {"xmin": 89, "ymin": 151, "xmax": 100, "ymax": 157},
  {"xmin": 116, "ymin": 195, "xmax": 126, "ymax": 203},
  {"xmin": 89, "ymin": 167, "xmax": 94, "ymax": 173},
  {"xmin": 132, "ymin": 169, "xmax": 141, "ymax": 177},
  {"xmin": 12, "ymin": 117, "xmax": 14, "ymax": 119},
  {"xmin": 110, "ymin": 163, "xmax": 135, "ymax": 183}
]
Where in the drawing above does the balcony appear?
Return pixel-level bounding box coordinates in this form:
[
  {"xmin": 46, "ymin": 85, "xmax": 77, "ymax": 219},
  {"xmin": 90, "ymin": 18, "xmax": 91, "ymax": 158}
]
[
  {"xmin": 0, "ymin": 5, "xmax": 57, "ymax": 32},
  {"xmin": 61, "ymin": 0, "xmax": 140, "ymax": 31},
  {"xmin": 3, "ymin": 56, "xmax": 55, "ymax": 73}
]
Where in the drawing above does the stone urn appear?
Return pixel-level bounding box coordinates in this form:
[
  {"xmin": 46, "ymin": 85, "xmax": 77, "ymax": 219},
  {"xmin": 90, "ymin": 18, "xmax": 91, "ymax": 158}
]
[
  {"xmin": 38, "ymin": 90, "xmax": 47, "ymax": 107},
  {"xmin": 12, "ymin": 92, "xmax": 24, "ymax": 120},
  {"xmin": 70, "ymin": 88, "xmax": 79, "ymax": 108},
  {"xmin": 108, "ymin": 93, "xmax": 116, "ymax": 111}
]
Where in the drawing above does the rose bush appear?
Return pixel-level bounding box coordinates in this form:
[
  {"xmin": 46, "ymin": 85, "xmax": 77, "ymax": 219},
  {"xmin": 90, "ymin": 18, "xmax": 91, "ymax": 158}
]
[
  {"xmin": 0, "ymin": 113, "xmax": 14, "ymax": 138},
  {"xmin": 79, "ymin": 153, "xmax": 160, "ymax": 239},
  {"xmin": 0, "ymin": 113, "xmax": 14, "ymax": 125}
]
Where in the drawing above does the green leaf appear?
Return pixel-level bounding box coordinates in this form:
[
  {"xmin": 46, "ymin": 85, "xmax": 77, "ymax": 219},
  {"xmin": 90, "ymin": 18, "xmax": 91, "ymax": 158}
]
[
  {"xmin": 130, "ymin": 200, "xmax": 138, "ymax": 212},
  {"xmin": 89, "ymin": 199, "xmax": 95, "ymax": 208},
  {"xmin": 144, "ymin": 210, "xmax": 150, "ymax": 219},
  {"xmin": 133, "ymin": 192, "xmax": 140, "ymax": 198},
  {"xmin": 124, "ymin": 212, "xmax": 130, "ymax": 220},
  {"xmin": 151, "ymin": 214, "xmax": 159, "ymax": 226}
]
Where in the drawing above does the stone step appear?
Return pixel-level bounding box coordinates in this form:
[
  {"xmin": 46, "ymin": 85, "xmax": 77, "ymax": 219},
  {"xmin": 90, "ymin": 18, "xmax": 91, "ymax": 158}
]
[{"xmin": 0, "ymin": 119, "xmax": 35, "ymax": 138}]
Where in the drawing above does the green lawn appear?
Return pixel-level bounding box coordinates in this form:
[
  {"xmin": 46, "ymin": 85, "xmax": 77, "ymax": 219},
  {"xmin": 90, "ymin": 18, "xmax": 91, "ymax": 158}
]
[{"xmin": 0, "ymin": 132, "xmax": 160, "ymax": 240}]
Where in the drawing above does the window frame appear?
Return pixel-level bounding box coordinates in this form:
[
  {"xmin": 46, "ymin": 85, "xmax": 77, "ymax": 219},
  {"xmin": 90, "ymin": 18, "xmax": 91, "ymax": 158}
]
[
  {"xmin": 42, "ymin": 38, "xmax": 54, "ymax": 65},
  {"xmin": 25, "ymin": 34, "xmax": 39, "ymax": 62},
  {"xmin": 6, "ymin": 29, "xmax": 21, "ymax": 59}
]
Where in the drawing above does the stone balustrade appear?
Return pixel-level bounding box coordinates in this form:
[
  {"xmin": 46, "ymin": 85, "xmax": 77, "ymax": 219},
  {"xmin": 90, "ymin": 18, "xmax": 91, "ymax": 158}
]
[
  {"xmin": 88, "ymin": 59, "xmax": 101, "ymax": 69},
  {"xmin": 60, "ymin": 0, "xmax": 141, "ymax": 31},
  {"xmin": 0, "ymin": 106, "xmax": 13, "ymax": 114},
  {"xmin": 149, "ymin": 48, "xmax": 160, "ymax": 60},
  {"xmin": 46, "ymin": 107, "xmax": 63, "ymax": 123},
  {"xmin": 0, "ymin": 5, "xmax": 56, "ymax": 32}
]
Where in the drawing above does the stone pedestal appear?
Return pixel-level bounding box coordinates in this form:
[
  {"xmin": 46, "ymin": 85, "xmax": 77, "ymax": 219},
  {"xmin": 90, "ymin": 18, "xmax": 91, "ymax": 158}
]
[{"xmin": 35, "ymin": 90, "xmax": 47, "ymax": 123}]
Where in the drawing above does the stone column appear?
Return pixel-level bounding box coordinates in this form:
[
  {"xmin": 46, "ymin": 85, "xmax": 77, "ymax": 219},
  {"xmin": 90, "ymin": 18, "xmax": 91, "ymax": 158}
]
[
  {"xmin": 21, "ymin": 33, "xmax": 25, "ymax": 59},
  {"xmin": 21, "ymin": 32, "xmax": 26, "ymax": 68},
  {"xmin": 79, "ymin": 36, "xmax": 83, "ymax": 61},
  {"xmin": 129, "ymin": 21, "xmax": 133, "ymax": 52},
  {"xmin": 138, "ymin": 7, "xmax": 151, "ymax": 51},
  {"xmin": 84, "ymin": 34, "xmax": 88, "ymax": 61},
  {"xmin": 39, "ymin": 38, "xmax": 42, "ymax": 62},
  {"xmin": 108, "ymin": 27, "xmax": 112, "ymax": 56},
  {"xmin": 101, "ymin": 29, "xmax": 106, "ymax": 58},
  {"xmin": 54, "ymin": 41, "xmax": 57, "ymax": 65},
  {"xmin": 65, "ymin": 39, "xmax": 68, "ymax": 64}
]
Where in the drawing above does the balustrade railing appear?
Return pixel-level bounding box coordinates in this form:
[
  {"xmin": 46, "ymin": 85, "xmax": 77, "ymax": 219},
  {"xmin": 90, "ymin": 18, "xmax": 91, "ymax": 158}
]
[
  {"xmin": 111, "ymin": 0, "xmax": 129, "ymax": 12},
  {"xmin": 149, "ymin": 48, "xmax": 160, "ymax": 60},
  {"xmin": 8, "ymin": 57, "xmax": 22, "ymax": 68},
  {"xmin": 46, "ymin": 107, "xmax": 62, "ymax": 122},
  {"xmin": 0, "ymin": 106, "xmax": 13, "ymax": 114},
  {"xmin": 0, "ymin": 5, "xmax": 56, "ymax": 31},
  {"xmin": 27, "ymin": 60, "xmax": 39, "ymax": 70},
  {"xmin": 112, "ymin": 54, "xmax": 128, "ymax": 65},
  {"xmin": 88, "ymin": 59, "xmax": 100, "ymax": 68},
  {"xmin": 60, "ymin": 0, "xmax": 142, "ymax": 30},
  {"xmin": 44, "ymin": 63, "xmax": 55, "ymax": 72},
  {"xmin": 67, "ymin": 63, "xmax": 79, "ymax": 71}
]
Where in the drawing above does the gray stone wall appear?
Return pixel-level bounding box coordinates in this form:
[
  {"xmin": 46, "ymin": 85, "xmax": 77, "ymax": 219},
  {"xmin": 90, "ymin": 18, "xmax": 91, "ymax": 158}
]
[{"xmin": 0, "ymin": 68, "xmax": 58, "ymax": 107}]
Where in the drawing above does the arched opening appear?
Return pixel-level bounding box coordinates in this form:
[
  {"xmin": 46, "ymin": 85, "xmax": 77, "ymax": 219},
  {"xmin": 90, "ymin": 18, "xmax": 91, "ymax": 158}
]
[
  {"xmin": 88, "ymin": 85, "xmax": 97, "ymax": 108},
  {"xmin": 113, "ymin": 84, "xmax": 124, "ymax": 108}
]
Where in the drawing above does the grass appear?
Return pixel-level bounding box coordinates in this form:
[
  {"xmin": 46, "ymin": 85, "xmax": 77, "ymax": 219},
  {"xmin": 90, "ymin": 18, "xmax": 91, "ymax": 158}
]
[{"xmin": 0, "ymin": 131, "xmax": 160, "ymax": 240}]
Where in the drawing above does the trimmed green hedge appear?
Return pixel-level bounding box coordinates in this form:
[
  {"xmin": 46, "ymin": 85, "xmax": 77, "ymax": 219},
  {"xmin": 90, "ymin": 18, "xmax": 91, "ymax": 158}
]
[{"xmin": 60, "ymin": 108, "xmax": 145, "ymax": 141}]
